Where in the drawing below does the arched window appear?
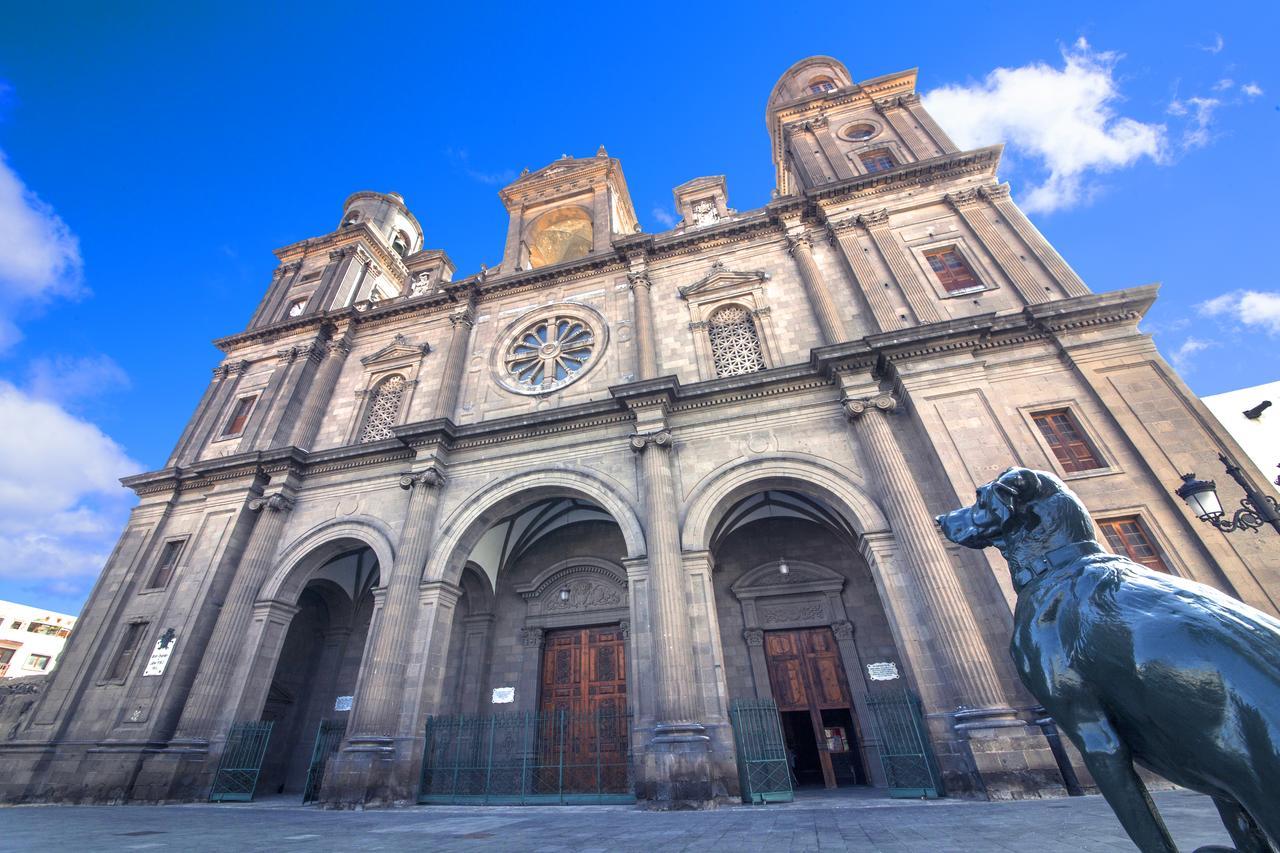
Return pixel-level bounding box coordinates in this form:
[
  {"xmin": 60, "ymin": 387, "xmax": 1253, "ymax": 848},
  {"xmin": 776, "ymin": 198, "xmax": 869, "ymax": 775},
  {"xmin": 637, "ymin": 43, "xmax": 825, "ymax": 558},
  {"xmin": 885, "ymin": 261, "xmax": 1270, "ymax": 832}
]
[
  {"xmin": 391, "ymin": 231, "xmax": 410, "ymax": 258},
  {"xmin": 358, "ymin": 374, "xmax": 406, "ymax": 443},
  {"xmin": 809, "ymin": 77, "xmax": 837, "ymax": 94},
  {"xmin": 708, "ymin": 305, "xmax": 766, "ymax": 378}
]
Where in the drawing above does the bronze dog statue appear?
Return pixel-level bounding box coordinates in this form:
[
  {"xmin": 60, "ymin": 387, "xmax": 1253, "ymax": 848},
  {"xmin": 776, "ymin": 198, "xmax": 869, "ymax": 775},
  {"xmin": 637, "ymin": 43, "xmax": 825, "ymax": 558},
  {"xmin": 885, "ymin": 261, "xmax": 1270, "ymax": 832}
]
[{"xmin": 936, "ymin": 467, "xmax": 1280, "ymax": 852}]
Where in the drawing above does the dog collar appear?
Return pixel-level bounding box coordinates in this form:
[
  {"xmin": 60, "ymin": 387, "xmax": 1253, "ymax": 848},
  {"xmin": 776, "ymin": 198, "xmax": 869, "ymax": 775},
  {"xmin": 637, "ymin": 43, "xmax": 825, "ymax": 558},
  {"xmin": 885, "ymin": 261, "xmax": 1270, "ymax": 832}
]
[{"xmin": 1029, "ymin": 540, "xmax": 1106, "ymax": 576}]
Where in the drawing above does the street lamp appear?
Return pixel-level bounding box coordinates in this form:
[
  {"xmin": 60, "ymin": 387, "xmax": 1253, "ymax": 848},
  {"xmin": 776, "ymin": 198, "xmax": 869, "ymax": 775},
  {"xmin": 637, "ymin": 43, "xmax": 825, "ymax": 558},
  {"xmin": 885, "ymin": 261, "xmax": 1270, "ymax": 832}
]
[{"xmin": 1175, "ymin": 453, "xmax": 1280, "ymax": 535}]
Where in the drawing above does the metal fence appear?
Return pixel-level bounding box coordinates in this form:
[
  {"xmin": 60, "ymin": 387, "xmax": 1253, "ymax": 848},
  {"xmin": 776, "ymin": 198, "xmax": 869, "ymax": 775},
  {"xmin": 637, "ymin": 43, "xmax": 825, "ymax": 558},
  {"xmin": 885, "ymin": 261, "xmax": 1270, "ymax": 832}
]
[
  {"xmin": 209, "ymin": 721, "xmax": 274, "ymax": 803},
  {"xmin": 302, "ymin": 718, "xmax": 347, "ymax": 804},
  {"xmin": 865, "ymin": 687, "xmax": 942, "ymax": 798},
  {"xmin": 729, "ymin": 698, "xmax": 794, "ymax": 804},
  {"xmin": 418, "ymin": 708, "xmax": 635, "ymax": 805}
]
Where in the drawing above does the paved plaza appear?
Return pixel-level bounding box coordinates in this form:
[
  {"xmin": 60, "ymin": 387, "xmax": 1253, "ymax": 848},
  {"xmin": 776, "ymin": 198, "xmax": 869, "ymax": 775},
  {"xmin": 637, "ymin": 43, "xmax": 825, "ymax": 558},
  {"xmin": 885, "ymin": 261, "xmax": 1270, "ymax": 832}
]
[{"xmin": 0, "ymin": 789, "xmax": 1231, "ymax": 852}]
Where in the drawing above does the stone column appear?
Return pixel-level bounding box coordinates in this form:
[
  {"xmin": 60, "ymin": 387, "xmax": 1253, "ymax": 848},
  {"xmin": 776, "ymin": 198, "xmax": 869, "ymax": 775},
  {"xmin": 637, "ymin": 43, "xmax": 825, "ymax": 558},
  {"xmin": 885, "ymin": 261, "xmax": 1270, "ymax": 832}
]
[
  {"xmin": 516, "ymin": 627, "xmax": 545, "ymax": 713},
  {"xmin": 627, "ymin": 271, "xmax": 659, "ymax": 380},
  {"xmin": 249, "ymin": 341, "xmax": 328, "ymax": 449},
  {"xmin": 250, "ymin": 261, "xmax": 302, "ymax": 329},
  {"xmin": 309, "ymin": 246, "xmax": 359, "ymax": 315},
  {"xmin": 174, "ymin": 491, "xmax": 295, "ymax": 740},
  {"xmin": 980, "ymin": 184, "xmax": 1089, "ymax": 297},
  {"xmin": 743, "ymin": 628, "xmax": 770, "ymax": 699},
  {"xmin": 288, "ymin": 330, "xmax": 352, "ymax": 450},
  {"xmin": 859, "ymin": 209, "xmax": 942, "ymax": 324},
  {"xmin": 432, "ymin": 304, "xmax": 475, "ymax": 421},
  {"xmin": 457, "ymin": 615, "xmax": 494, "ymax": 715},
  {"xmin": 630, "ymin": 426, "xmax": 716, "ymax": 806},
  {"xmin": 899, "ymin": 93, "xmax": 958, "ymax": 155},
  {"xmin": 183, "ymin": 360, "xmax": 250, "ymax": 460},
  {"xmin": 842, "ymin": 394, "xmax": 1007, "ymax": 712},
  {"xmin": 946, "ymin": 190, "xmax": 1048, "ymax": 306},
  {"xmin": 786, "ymin": 231, "xmax": 847, "ymax": 345},
  {"xmin": 345, "ymin": 467, "xmax": 445, "ymax": 746},
  {"xmin": 874, "ymin": 97, "xmax": 934, "ymax": 160},
  {"xmin": 825, "ymin": 220, "xmax": 901, "ymax": 333},
  {"xmin": 168, "ymin": 363, "xmax": 236, "ymax": 465},
  {"xmin": 829, "ymin": 620, "xmax": 888, "ymax": 788},
  {"xmin": 810, "ymin": 116, "xmax": 855, "ymax": 180}
]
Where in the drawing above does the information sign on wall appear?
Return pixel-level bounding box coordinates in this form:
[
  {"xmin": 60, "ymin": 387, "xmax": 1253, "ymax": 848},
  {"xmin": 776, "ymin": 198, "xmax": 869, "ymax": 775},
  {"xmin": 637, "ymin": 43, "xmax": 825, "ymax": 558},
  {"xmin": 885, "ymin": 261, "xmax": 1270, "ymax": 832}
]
[
  {"xmin": 491, "ymin": 686, "xmax": 515, "ymax": 704},
  {"xmin": 142, "ymin": 628, "xmax": 177, "ymax": 677},
  {"xmin": 867, "ymin": 661, "xmax": 900, "ymax": 681}
]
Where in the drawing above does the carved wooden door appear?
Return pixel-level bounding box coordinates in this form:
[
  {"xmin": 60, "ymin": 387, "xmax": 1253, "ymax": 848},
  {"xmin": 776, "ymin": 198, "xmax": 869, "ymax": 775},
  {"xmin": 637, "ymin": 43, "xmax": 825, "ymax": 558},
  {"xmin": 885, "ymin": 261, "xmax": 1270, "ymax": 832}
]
[
  {"xmin": 764, "ymin": 627, "xmax": 853, "ymax": 788},
  {"xmin": 539, "ymin": 625, "xmax": 629, "ymax": 791}
]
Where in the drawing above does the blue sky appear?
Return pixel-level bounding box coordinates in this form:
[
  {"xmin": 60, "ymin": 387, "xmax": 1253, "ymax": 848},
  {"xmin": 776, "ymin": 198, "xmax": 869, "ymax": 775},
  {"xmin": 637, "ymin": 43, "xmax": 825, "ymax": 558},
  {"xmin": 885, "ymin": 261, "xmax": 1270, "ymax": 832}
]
[{"xmin": 0, "ymin": 3, "xmax": 1276, "ymax": 614}]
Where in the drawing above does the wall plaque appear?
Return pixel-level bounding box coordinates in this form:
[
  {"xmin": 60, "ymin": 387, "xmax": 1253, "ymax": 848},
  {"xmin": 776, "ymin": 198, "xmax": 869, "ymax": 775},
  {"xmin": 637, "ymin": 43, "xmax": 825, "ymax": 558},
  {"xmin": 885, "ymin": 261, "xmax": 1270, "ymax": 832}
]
[
  {"xmin": 491, "ymin": 686, "xmax": 515, "ymax": 704},
  {"xmin": 334, "ymin": 695, "xmax": 354, "ymax": 711},
  {"xmin": 142, "ymin": 628, "xmax": 177, "ymax": 677},
  {"xmin": 867, "ymin": 661, "xmax": 900, "ymax": 681}
]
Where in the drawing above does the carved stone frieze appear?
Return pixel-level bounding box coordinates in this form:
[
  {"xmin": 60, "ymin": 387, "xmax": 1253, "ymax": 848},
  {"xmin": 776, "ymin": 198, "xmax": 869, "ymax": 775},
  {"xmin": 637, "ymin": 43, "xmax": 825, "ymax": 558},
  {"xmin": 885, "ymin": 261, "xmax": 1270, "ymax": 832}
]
[
  {"xmin": 540, "ymin": 579, "xmax": 625, "ymax": 613},
  {"xmin": 520, "ymin": 627, "xmax": 545, "ymax": 648},
  {"xmin": 857, "ymin": 208, "xmax": 891, "ymax": 228},
  {"xmin": 760, "ymin": 600, "xmax": 827, "ymax": 625},
  {"xmin": 831, "ymin": 620, "xmax": 855, "ymax": 641},
  {"xmin": 743, "ymin": 628, "xmax": 764, "ymax": 647}
]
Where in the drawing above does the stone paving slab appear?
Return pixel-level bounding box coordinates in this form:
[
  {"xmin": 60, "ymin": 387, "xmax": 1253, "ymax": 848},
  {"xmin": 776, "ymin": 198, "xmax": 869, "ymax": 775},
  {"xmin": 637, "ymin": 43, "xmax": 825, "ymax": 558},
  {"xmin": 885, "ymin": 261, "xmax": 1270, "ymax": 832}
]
[{"xmin": 0, "ymin": 790, "xmax": 1231, "ymax": 852}]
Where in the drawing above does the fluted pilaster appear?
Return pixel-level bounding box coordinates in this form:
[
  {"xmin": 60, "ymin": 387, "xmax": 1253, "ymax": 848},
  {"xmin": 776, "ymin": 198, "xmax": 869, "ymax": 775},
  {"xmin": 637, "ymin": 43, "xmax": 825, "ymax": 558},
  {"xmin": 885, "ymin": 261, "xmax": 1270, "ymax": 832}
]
[
  {"xmin": 843, "ymin": 394, "xmax": 1006, "ymax": 710},
  {"xmin": 627, "ymin": 272, "xmax": 659, "ymax": 379},
  {"xmin": 786, "ymin": 232, "xmax": 846, "ymax": 345},
  {"xmin": 346, "ymin": 468, "xmax": 446, "ymax": 743},
  {"xmin": 859, "ymin": 209, "xmax": 942, "ymax": 324},
  {"xmin": 826, "ymin": 221, "xmax": 901, "ymax": 333},
  {"xmin": 946, "ymin": 190, "xmax": 1047, "ymax": 305},
  {"xmin": 433, "ymin": 305, "xmax": 475, "ymax": 420},
  {"xmin": 631, "ymin": 428, "xmax": 702, "ymax": 731},
  {"xmin": 980, "ymin": 184, "xmax": 1089, "ymax": 297},
  {"xmin": 289, "ymin": 332, "xmax": 352, "ymax": 449},
  {"xmin": 175, "ymin": 492, "xmax": 294, "ymax": 738}
]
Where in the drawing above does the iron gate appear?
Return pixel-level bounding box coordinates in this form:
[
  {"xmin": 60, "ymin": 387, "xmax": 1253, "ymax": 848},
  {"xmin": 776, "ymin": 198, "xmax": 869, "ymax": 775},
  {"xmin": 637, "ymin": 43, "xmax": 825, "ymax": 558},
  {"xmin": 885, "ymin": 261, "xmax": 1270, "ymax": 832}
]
[
  {"xmin": 302, "ymin": 718, "xmax": 347, "ymax": 804},
  {"xmin": 418, "ymin": 708, "xmax": 635, "ymax": 804},
  {"xmin": 866, "ymin": 687, "xmax": 941, "ymax": 798},
  {"xmin": 729, "ymin": 698, "xmax": 794, "ymax": 804},
  {"xmin": 209, "ymin": 721, "xmax": 274, "ymax": 802}
]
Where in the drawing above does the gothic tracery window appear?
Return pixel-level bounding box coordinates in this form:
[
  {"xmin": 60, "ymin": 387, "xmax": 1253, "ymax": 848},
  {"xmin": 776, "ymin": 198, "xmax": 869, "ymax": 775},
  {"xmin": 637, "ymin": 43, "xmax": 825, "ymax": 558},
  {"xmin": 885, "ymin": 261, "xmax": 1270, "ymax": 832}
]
[
  {"xmin": 708, "ymin": 305, "xmax": 766, "ymax": 378},
  {"xmin": 359, "ymin": 374, "xmax": 406, "ymax": 443}
]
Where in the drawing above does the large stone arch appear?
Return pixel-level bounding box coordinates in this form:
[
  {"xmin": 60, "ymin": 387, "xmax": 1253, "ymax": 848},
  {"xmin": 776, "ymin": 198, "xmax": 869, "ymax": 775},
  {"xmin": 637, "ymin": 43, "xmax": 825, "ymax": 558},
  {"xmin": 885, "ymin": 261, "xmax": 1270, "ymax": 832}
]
[
  {"xmin": 259, "ymin": 515, "xmax": 397, "ymax": 605},
  {"xmin": 680, "ymin": 453, "xmax": 890, "ymax": 552},
  {"xmin": 422, "ymin": 467, "xmax": 646, "ymax": 587}
]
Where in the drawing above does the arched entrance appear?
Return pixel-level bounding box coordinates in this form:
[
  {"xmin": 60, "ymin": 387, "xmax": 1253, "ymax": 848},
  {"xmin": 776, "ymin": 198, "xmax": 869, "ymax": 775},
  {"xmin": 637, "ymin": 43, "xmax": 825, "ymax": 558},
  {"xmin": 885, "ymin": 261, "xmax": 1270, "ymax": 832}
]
[
  {"xmin": 421, "ymin": 490, "xmax": 640, "ymax": 803},
  {"xmin": 256, "ymin": 545, "xmax": 379, "ymax": 797},
  {"xmin": 707, "ymin": 487, "xmax": 900, "ymax": 793}
]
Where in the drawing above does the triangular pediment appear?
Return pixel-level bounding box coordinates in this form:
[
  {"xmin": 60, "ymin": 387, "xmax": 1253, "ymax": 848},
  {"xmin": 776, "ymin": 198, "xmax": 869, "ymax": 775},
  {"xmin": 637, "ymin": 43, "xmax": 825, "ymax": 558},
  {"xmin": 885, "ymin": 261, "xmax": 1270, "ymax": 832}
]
[
  {"xmin": 678, "ymin": 261, "xmax": 769, "ymax": 299},
  {"xmin": 360, "ymin": 334, "xmax": 431, "ymax": 366}
]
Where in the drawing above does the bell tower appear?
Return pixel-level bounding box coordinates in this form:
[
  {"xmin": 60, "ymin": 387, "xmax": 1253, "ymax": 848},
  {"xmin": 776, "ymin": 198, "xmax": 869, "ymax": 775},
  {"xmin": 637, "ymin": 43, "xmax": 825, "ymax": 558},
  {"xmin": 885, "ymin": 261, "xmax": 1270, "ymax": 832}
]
[{"xmin": 495, "ymin": 147, "xmax": 639, "ymax": 275}]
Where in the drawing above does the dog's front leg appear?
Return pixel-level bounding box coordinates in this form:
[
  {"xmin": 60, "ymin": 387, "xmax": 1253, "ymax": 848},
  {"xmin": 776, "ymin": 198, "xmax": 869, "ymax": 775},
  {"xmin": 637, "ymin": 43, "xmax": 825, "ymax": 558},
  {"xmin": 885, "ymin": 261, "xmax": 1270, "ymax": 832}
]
[{"xmin": 1064, "ymin": 712, "xmax": 1178, "ymax": 852}]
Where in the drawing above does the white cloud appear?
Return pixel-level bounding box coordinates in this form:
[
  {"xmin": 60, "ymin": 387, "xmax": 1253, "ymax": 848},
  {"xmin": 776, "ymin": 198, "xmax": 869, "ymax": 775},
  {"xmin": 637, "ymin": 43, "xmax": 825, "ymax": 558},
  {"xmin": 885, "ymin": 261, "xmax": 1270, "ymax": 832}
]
[
  {"xmin": 651, "ymin": 207, "xmax": 677, "ymax": 228},
  {"xmin": 1199, "ymin": 34, "xmax": 1225, "ymax": 54},
  {"xmin": 924, "ymin": 38, "xmax": 1166, "ymax": 214},
  {"xmin": 25, "ymin": 354, "xmax": 131, "ymax": 406},
  {"xmin": 1212, "ymin": 78, "xmax": 1235, "ymax": 92},
  {"xmin": 1199, "ymin": 290, "xmax": 1280, "ymax": 335},
  {"xmin": 1167, "ymin": 96, "xmax": 1222, "ymax": 148},
  {"xmin": 0, "ymin": 149, "xmax": 84, "ymax": 350},
  {"xmin": 0, "ymin": 380, "xmax": 139, "ymax": 608},
  {"xmin": 1168, "ymin": 337, "xmax": 1214, "ymax": 372},
  {"xmin": 1243, "ymin": 82, "xmax": 1264, "ymax": 97}
]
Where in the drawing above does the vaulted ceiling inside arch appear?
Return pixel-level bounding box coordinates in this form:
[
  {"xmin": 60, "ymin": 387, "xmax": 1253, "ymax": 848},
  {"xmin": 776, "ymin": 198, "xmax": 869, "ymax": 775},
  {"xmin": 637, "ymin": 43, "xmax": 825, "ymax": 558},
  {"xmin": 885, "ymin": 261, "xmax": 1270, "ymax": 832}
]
[{"xmin": 466, "ymin": 497, "xmax": 615, "ymax": 587}]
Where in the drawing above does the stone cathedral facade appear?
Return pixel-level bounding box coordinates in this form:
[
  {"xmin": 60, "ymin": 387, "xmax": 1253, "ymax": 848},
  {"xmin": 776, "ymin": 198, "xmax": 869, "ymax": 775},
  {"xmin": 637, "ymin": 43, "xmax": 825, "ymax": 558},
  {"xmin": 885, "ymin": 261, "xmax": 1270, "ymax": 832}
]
[{"xmin": 2, "ymin": 56, "xmax": 1276, "ymax": 809}]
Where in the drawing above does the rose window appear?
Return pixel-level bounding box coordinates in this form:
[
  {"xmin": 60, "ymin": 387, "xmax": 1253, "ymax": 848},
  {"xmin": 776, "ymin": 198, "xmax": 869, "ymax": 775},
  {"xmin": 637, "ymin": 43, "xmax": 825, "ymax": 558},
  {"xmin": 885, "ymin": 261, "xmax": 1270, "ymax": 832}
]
[
  {"xmin": 503, "ymin": 314, "xmax": 597, "ymax": 392},
  {"xmin": 708, "ymin": 305, "xmax": 766, "ymax": 378}
]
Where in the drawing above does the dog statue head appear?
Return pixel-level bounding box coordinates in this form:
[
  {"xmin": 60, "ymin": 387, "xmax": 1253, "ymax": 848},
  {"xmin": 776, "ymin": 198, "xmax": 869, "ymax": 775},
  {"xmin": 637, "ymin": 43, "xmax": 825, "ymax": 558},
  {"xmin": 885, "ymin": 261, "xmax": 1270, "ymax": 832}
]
[{"xmin": 936, "ymin": 467, "xmax": 1098, "ymax": 589}]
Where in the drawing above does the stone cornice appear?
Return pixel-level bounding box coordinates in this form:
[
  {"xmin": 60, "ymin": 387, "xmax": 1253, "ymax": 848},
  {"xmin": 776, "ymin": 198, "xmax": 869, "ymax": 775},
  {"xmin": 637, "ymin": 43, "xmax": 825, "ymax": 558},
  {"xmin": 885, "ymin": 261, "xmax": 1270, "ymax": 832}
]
[
  {"xmin": 806, "ymin": 146, "xmax": 1002, "ymax": 206},
  {"xmin": 273, "ymin": 223, "xmax": 410, "ymax": 287}
]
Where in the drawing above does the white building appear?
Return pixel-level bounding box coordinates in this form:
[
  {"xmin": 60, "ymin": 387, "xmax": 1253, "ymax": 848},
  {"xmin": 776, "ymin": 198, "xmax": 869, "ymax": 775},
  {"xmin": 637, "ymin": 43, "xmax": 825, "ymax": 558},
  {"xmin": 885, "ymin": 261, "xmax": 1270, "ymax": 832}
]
[
  {"xmin": 0, "ymin": 602, "xmax": 76, "ymax": 680},
  {"xmin": 1202, "ymin": 381, "xmax": 1280, "ymax": 494}
]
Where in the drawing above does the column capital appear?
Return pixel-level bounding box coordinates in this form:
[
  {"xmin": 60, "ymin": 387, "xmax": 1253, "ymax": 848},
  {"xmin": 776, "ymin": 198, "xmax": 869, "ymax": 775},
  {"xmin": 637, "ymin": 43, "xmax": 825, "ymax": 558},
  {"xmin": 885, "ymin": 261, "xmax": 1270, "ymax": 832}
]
[
  {"xmin": 520, "ymin": 626, "xmax": 545, "ymax": 648},
  {"xmin": 743, "ymin": 628, "xmax": 764, "ymax": 647},
  {"xmin": 630, "ymin": 428, "xmax": 673, "ymax": 452},
  {"xmin": 448, "ymin": 305, "xmax": 476, "ymax": 329},
  {"xmin": 831, "ymin": 620, "xmax": 856, "ymax": 641},
  {"xmin": 399, "ymin": 467, "xmax": 445, "ymax": 490},
  {"xmin": 626, "ymin": 270, "xmax": 652, "ymax": 290},
  {"xmin": 248, "ymin": 493, "xmax": 294, "ymax": 513},
  {"xmin": 842, "ymin": 393, "xmax": 898, "ymax": 420},
  {"xmin": 857, "ymin": 208, "xmax": 891, "ymax": 229},
  {"xmin": 785, "ymin": 232, "xmax": 814, "ymax": 256},
  {"xmin": 979, "ymin": 183, "xmax": 1012, "ymax": 202},
  {"xmin": 945, "ymin": 189, "xmax": 983, "ymax": 210},
  {"xmin": 329, "ymin": 245, "xmax": 356, "ymax": 262},
  {"xmin": 873, "ymin": 96, "xmax": 903, "ymax": 113},
  {"xmin": 897, "ymin": 92, "xmax": 922, "ymax": 107}
]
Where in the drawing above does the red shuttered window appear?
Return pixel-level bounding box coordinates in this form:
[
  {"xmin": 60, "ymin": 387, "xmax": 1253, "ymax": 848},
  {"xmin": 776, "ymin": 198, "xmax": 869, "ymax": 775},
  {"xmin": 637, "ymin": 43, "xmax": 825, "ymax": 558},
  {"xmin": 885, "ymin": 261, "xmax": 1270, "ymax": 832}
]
[
  {"xmin": 1032, "ymin": 409, "xmax": 1104, "ymax": 473},
  {"xmin": 1099, "ymin": 516, "xmax": 1170, "ymax": 573}
]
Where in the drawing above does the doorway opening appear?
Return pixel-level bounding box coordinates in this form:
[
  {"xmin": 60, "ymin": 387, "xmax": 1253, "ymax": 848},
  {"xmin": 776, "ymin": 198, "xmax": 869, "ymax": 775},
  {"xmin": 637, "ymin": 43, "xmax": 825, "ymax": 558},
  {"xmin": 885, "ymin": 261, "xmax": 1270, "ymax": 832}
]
[
  {"xmin": 766, "ymin": 627, "xmax": 869, "ymax": 790},
  {"xmin": 256, "ymin": 546, "xmax": 378, "ymax": 797}
]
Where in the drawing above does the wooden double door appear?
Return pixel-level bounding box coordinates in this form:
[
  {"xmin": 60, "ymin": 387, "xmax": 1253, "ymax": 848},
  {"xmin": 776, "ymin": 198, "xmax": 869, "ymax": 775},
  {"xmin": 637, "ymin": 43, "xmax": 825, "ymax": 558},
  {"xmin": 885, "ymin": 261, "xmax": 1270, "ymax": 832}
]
[
  {"xmin": 538, "ymin": 625, "xmax": 629, "ymax": 792},
  {"xmin": 765, "ymin": 626, "xmax": 867, "ymax": 789}
]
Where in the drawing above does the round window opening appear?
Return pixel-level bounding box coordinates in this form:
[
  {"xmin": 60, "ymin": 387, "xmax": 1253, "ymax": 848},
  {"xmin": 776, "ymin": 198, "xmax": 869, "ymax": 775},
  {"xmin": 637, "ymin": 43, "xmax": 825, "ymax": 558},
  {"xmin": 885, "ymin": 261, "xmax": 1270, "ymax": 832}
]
[
  {"xmin": 841, "ymin": 123, "xmax": 877, "ymax": 141},
  {"xmin": 501, "ymin": 311, "xmax": 601, "ymax": 394}
]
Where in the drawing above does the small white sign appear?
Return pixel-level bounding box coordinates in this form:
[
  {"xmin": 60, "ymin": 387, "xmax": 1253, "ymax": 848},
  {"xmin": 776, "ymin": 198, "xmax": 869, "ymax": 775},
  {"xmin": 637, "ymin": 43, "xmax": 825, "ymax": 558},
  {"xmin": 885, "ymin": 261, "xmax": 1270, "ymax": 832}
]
[
  {"xmin": 334, "ymin": 695, "xmax": 354, "ymax": 711},
  {"xmin": 867, "ymin": 661, "xmax": 900, "ymax": 682},
  {"xmin": 491, "ymin": 686, "xmax": 515, "ymax": 704},
  {"xmin": 142, "ymin": 629, "xmax": 177, "ymax": 677}
]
